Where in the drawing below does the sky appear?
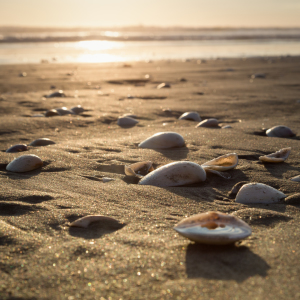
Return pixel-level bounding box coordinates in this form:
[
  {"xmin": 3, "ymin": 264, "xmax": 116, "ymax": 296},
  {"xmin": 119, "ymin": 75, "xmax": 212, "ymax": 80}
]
[{"xmin": 0, "ymin": 0, "xmax": 299, "ymax": 28}]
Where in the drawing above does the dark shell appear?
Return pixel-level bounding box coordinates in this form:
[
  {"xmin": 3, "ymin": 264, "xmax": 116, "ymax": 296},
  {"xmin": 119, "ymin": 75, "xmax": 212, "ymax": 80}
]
[
  {"xmin": 45, "ymin": 109, "xmax": 60, "ymax": 117},
  {"xmin": 6, "ymin": 144, "xmax": 28, "ymax": 153}
]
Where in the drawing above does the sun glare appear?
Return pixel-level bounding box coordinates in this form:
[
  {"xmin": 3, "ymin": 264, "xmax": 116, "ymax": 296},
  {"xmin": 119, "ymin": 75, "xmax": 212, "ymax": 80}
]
[{"xmin": 75, "ymin": 40, "xmax": 122, "ymax": 51}]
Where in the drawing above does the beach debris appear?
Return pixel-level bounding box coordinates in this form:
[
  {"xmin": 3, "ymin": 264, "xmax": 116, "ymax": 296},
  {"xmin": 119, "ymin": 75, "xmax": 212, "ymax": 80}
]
[
  {"xmin": 266, "ymin": 125, "xmax": 295, "ymax": 138},
  {"xmin": 55, "ymin": 107, "xmax": 75, "ymax": 115},
  {"xmin": 117, "ymin": 116, "xmax": 139, "ymax": 128},
  {"xmin": 196, "ymin": 118, "xmax": 219, "ymax": 128},
  {"xmin": 139, "ymin": 161, "xmax": 206, "ymax": 187},
  {"xmin": 70, "ymin": 215, "xmax": 120, "ymax": 228},
  {"xmin": 173, "ymin": 211, "xmax": 252, "ymax": 245},
  {"xmin": 179, "ymin": 112, "xmax": 201, "ymax": 122},
  {"xmin": 29, "ymin": 138, "xmax": 56, "ymax": 147},
  {"xmin": 259, "ymin": 147, "xmax": 291, "ymax": 163},
  {"xmin": 235, "ymin": 183, "xmax": 286, "ymax": 204},
  {"xmin": 6, "ymin": 144, "xmax": 28, "ymax": 153},
  {"xmin": 251, "ymin": 73, "xmax": 266, "ymax": 79},
  {"xmin": 6, "ymin": 154, "xmax": 43, "ymax": 172},
  {"xmin": 222, "ymin": 125, "xmax": 232, "ymax": 129},
  {"xmin": 45, "ymin": 90, "xmax": 66, "ymax": 98},
  {"xmin": 70, "ymin": 105, "xmax": 84, "ymax": 115},
  {"xmin": 138, "ymin": 132, "xmax": 185, "ymax": 149},
  {"xmin": 157, "ymin": 83, "xmax": 171, "ymax": 89},
  {"xmin": 45, "ymin": 109, "xmax": 60, "ymax": 117},
  {"xmin": 19, "ymin": 72, "xmax": 27, "ymax": 77},
  {"xmin": 125, "ymin": 161, "xmax": 154, "ymax": 178},
  {"xmin": 291, "ymin": 175, "xmax": 300, "ymax": 182},
  {"xmin": 103, "ymin": 177, "xmax": 115, "ymax": 183}
]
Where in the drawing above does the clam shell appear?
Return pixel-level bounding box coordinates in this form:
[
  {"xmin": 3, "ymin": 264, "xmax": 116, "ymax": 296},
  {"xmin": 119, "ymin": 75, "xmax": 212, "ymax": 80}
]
[
  {"xmin": 70, "ymin": 215, "xmax": 119, "ymax": 228},
  {"xmin": 124, "ymin": 161, "xmax": 154, "ymax": 178},
  {"xmin": 196, "ymin": 118, "xmax": 219, "ymax": 128},
  {"xmin": 235, "ymin": 183, "xmax": 286, "ymax": 204},
  {"xmin": 45, "ymin": 109, "xmax": 60, "ymax": 117},
  {"xmin": 291, "ymin": 175, "xmax": 300, "ymax": 182},
  {"xmin": 259, "ymin": 147, "xmax": 291, "ymax": 163},
  {"xmin": 117, "ymin": 116, "xmax": 139, "ymax": 127},
  {"xmin": 266, "ymin": 125, "xmax": 295, "ymax": 138},
  {"xmin": 103, "ymin": 177, "xmax": 115, "ymax": 183},
  {"xmin": 29, "ymin": 138, "xmax": 56, "ymax": 147},
  {"xmin": 179, "ymin": 112, "xmax": 201, "ymax": 122},
  {"xmin": 174, "ymin": 211, "xmax": 252, "ymax": 245},
  {"xmin": 70, "ymin": 105, "xmax": 84, "ymax": 114},
  {"xmin": 138, "ymin": 132, "xmax": 185, "ymax": 149},
  {"xmin": 6, "ymin": 144, "xmax": 28, "ymax": 153},
  {"xmin": 6, "ymin": 154, "xmax": 43, "ymax": 172},
  {"xmin": 55, "ymin": 107, "xmax": 75, "ymax": 115},
  {"xmin": 139, "ymin": 161, "xmax": 206, "ymax": 187},
  {"xmin": 202, "ymin": 153, "xmax": 238, "ymax": 171}
]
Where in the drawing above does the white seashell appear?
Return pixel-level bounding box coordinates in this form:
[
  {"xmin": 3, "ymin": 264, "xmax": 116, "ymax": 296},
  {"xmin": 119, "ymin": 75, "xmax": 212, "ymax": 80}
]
[
  {"xmin": 266, "ymin": 125, "xmax": 295, "ymax": 138},
  {"xmin": 70, "ymin": 105, "xmax": 84, "ymax": 114},
  {"xmin": 70, "ymin": 215, "xmax": 119, "ymax": 228},
  {"xmin": 29, "ymin": 138, "xmax": 56, "ymax": 146},
  {"xmin": 117, "ymin": 116, "xmax": 139, "ymax": 127},
  {"xmin": 6, "ymin": 154, "xmax": 43, "ymax": 172},
  {"xmin": 179, "ymin": 112, "xmax": 201, "ymax": 122},
  {"xmin": 138, "ymin": 132, "xmax": 185, "ymax": 149},
  {"xmin": 124, "ymin": 161, "xmax": 154, "ymax": 178},
  {"xmin": 291, "ymin": 175, "xmax": 300, "ymax": 182},
  {"xmin": 174, "ymin": 211, "xmax": 252, "ymax": 245},
  {"xmin": 102, "ymin": 177, "xmax": 115, "ymax": 183},
  {"xmin": 196, "ymin": 118, "xmax": 219, "ymax": 128},
  {"xmin": 259, "ymin": 147, "xmax": 291, "ymax": 163},
  {"xmin": 202, "ymin": 153, "xmax": 238, "ymax": 171},
  {"xmin": 139, "ymin": 161, "xmax": 206, "ymax": 187},
  {"xmin": 55, "ymin": 107, "xmax": 75, "ymax": 115},
  {"xmin": 235, "ymin": 183, "xmax": 286, "ymax": 204}
]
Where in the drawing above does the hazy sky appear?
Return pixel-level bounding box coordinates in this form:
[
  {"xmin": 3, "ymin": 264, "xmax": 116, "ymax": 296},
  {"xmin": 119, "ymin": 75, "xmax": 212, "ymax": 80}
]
[{"xmin": 0, "ymin": 0, "xmax": 299, "ymax": 27}]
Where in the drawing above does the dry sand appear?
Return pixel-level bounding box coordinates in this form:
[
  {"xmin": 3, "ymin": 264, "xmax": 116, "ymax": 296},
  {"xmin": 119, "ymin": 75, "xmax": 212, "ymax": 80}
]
[{"xmin": 0, "ymin": 57, "xmax": 300, "ymax": 300}]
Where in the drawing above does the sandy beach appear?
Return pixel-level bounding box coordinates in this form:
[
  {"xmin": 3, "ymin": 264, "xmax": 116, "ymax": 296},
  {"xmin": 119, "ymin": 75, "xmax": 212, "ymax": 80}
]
[{"xmin": 0, "ymin": 57, "xmax": 300, "ymax": 300}]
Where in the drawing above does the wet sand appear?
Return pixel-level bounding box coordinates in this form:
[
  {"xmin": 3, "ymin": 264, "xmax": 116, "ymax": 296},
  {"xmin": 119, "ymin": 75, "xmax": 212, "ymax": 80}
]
[{"xmin": 0, "ymin": 57, "xmax": 300, "ymax": 300}]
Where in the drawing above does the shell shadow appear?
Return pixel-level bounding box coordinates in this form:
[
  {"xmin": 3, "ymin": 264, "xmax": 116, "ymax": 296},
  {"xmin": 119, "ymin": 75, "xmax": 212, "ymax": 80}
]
[
  {"xmin": 153, "ymin": 146, "xmax": 189, "ymax": 160},
  {"xmin": 260, "ymin": 162, "xmax": 300, "ymax": 178},
  {"xmin": 185, "ymin": 243, "xmax": 270, "ymax": 282}
]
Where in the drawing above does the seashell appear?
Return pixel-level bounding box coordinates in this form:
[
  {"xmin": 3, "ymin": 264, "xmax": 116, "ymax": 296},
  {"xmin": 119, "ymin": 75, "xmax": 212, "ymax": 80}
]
[
  {"xmin": 179, "ymin": 112, "xmax": 201, "ymax": 122},
  {"xmin": 139, "ymin": 161, "xmax": 206, "ymax": 187},
  {"xmin": 235, "ymin": 183, "xmax": 286, "ymax": 204},
  {"xmin": 6, "ymin": 144, "xmax": 28, "ymax": 153},
  {"xmin": 125, "ymin": 161, "xmax": 154, "ymax": 178},
  {"xmin": 222, "ymin": 125, "xmax": 232, "ymax": 129},
  {"xmin": 70, "ymin": 215, "xmax": 120, "ymax": 228},
  {"xmin": 157, "ymin": 83, "xmax": 171, "ymax": 89},
  {"xmin": 202, "ymin": 153, "xmax": 238, "ymax": 171},
  {"xmin": 55, "ymin": 107, "xmax": 75, "ymax": 116},
  {"xmin": 45, "ymin": 90, "xmax": 66, "ymax": 98},
  {"xmin": 259, "ymin": 147, "xmax": 291, "ymax": 163},
  {"xmin": 6, "ymin": 154, "xmax": 43, "ymax": 172},
  {"xmin": 70, "ymin": 105, "xmax": 84, "ymax": 114},
  {"xmin": 102, "ymin": 177, "xmax": 115, "ymax": 183},
  {"xmin": 196, "ymin": 118, "xmax": 219, "ymax": 128},
  {"xmin": 174, "ymin": 211, "xmax": 252, "ymax": 245},
  {"xmin": 266, "ymin": 125, "xmax": 295, "ymax": 138},
  {"xmin": 251, "ymin": 73, "xmax": 266, "ymax": 79},
  {"xmin": 29, "ymin": 138, "xmax": 56, "ymax": 147},
  {"xmin": 45, "ymin": 109, "xmax": 60, "ymax": 117},
  {"xmin": 117, "ymin": 116, "xmax": 139, "ymax": 128},
  {"xmin": 138, "ymin": 132, "xmax": 185, "ymax": 149},
  {"xmin": 291, "ymin": 175, "xmax": 300, "ymax": 182}
]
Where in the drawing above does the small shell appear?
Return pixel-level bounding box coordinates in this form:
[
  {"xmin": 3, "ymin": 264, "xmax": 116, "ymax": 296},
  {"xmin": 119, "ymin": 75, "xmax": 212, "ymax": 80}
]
[
  {"xmin": 222, "ymin": 125, "xmax": 232, "ymax": 129},
  {"xmin": 45, "ymin": 90, "xmax": 65, "ymax": 98},
  {"xmin": 45, "ymin": 109, "xmax": 60, "ymax": 117},
  {"xmin": 235, "ymin": 183, "xmax": 286, "ymax": 204},
  {"xmin": 202, "ymin": 153, "xmax": 238, "ymax": 171},
  {"xmin": 139, "ymin": 161, "xmax": 206, "ymax": 187},
  {"xmin": 266, "ymin": 125, "xmax": 295, "ymax": 138},
  {"xmin": 259, "ymin": 147, "xmax": 291, "ymax": 163},
  {"xmin": 196, "ymin": 118, "xmax": 219, "ymax": 128},
  {"xmin": 124, "ymin": 161, "xmax": 154, "ymax": 178},
  {"xmin": 157, "ymin": 83, "xmax": 171, "ymax": 89},
  {"xmin": 70, "ymin": 215, "xmax": 119, "ymax": 228},
  {"xmin": 291, "ymin": 175, "xmax": 300, "ymax": 182},
  {"xmin": 70, "ymin": 105, "xmax": 84, "ymax": 114},
  {"xmin": 6, "ymin": 154, "xmax": 43, "ymax": 172},
  {"xmin": 138, "ymin": 132, "xmax": 185, "ymax": 149},
  {"xmin": 103, "ymin": 177, "xmax": 115, "ymax": 183},
  {"xmin": 6, "ymin": 144, "xmax": 28, "ymax": 153},
  {"xmin": 55, "ymin": 107, "xmax": 75, "ymax": 115},
  {"xmin": 174, "ymin": 211, "xmax": 252, "ymax": 245},
  {"xmin": 29, "ymin": 138, "xmax": 56, "ymax": 147},
  {"xmin": 117, "ymin": 116, "xmax": 139, "ymax": 127},
  {"xmin": 179, "ymin": 112, "xmax": 201, "ymax": 122}
]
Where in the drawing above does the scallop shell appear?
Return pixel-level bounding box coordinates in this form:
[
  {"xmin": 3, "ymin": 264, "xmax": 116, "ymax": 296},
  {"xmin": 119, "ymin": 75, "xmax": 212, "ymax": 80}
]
[
  {"xmin": 70, "ymin": 105, "xmax": 84, "ymax": 114},
  {"xmin": 138, "ymin": 132, "xmax": 185, "ymax": 149},
  {"xmin": 235, "ymin": 183, "xmax": 286, "ymax": 204},
  {"xmin": 196, "ymin": 118, "xmax": 219, "ymax": 128},
  {"xmin": 117, "ymin": 116, "xmax": 139, "ymax": 127},
  {"xmin": 6, "ymin": 144, "xmax": 28, "ymax": 153},
  {"xmin": 266, "ymin": 125, "xmax": 295, "ymax": 138},
  {"xmin": 174, "ymin": 211, "xmax": 252, "ymax": 245},
  {"xmin": 29, "ymin": 138, "xmax": 56, "ymax": 147},
  {"xmin": 259, "ymin": 147, "xmax": 291, "ymax": 163},
  {"xmin": 139, "ymin": 161, "xmax": 206, "ymax": 187},
  {"xmin": 124, "ymin": 161, "xmax": 154, "ymax": 178},
  {"xmin": 291, "ymin": 175, "xmax": 300, "ymax": 182},
  {"xmin": 70, "ymin": 215, "xmax": 119, "ymax": 228},
  {"xmin": 179, "ymin": 112, "xmax": 201, "ymax": 122},
  {"xmin": 202, "ymin": 153, "xmax": 238, "ymax": 171},
  {"xmin": 6, "ymin": 154, "xmax": 43, "ymax": 172}
]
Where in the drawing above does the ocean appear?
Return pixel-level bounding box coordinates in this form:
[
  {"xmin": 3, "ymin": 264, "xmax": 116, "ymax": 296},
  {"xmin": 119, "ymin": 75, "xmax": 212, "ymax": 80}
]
[{"xmin": 0, "ymin": 27, "xmax": 300, "ymax": 64}]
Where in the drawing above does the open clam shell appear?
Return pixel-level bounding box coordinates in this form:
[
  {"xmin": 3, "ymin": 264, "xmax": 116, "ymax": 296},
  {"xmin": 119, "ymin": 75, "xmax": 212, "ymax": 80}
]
[
  {"xmin": 6, "ymin": 144, "xmax": 28, "ymax": 153},
  {"xmin": 196, "ymin": 118, "xmax": 219, "ymax": 128},
  {"xmin": 266, "ymin": 125, "xmax": 295, "ymax": 138},
  {"xmin": 259, "ymin": 147, "xmax": 291, "ymax": 163},
  {"xmin": 139, "ymin": 161, "xmax": 206, "ymax": 187},
  {"xmin": 6, "ymin": 154, "xmax": 43, "ymax": 172},
  {"xmin": 70, "ymin": 215, "xmax": 120, "ymax": 228},
  {"xmin": 124, "ymin": 161, "xmax": 154, "ymax": 178},
  {"xmin": 138, "ymin": 132, "xmax": 185, "ymax": 149},
  {"xmin": 117, "ymin": 116, "xmax": 139, "ymax": 128},
  {"xmin": 179, "ymin": 112, "xmax": 201, "ymax": 122},
  {"xmin": 202, "ymin": 153, "xmax": 238, "ymax": 171},
  {"xmin": 174, "ymin": 211, "xmax": 252, "ymax": 245},
  {"xmin": 235, "ymin": 183, "xmax": 286, "ymax": 204}
]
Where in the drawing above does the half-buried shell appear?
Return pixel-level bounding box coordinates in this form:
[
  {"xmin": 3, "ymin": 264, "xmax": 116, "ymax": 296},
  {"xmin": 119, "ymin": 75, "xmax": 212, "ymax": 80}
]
[
  {"xmin": 6, "ymin": 154, "xmax": 43, "ymax": 172},
  {"xmin": 29, "ymin": 138, "xmax": 56, "ymax": 147},
  {"xmin": 266, "ymin": 125, "xmax": 295, "ymax": 138},
  {"xmin": 117, "ymin": 116, "xmax": 139, "ymax": 128},
  {"xmin": 138, "ymin": 132, "xmax": 185, "ymax": 149},
  {"xmin": 174, "ymin": 211, "xmax": 252, "ymax": 245},
  {"xmin": 196, "ymin": 118, "xmax": 219, "ymax": 128},
  {"xmin": 259, "ymin": 147, "xmax": 291, "ymax": 163},
  {"xmin": 178, "ymin": 112, "xmax": 201, "ymax": 122},
  {"xmin": 70, "ymin": 215, "xmax": 120, "ymax": 228},
  {"xmin": 6, "ymin": 144, "xmax": 28, "ymax": 153},
  {"xmin": 125, "ymin": 161, "xmax": 154, "ymax": 178}
]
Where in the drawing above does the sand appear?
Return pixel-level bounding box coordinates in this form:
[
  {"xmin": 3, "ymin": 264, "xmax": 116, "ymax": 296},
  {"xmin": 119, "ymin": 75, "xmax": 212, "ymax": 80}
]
[{"xmin": 0, "ymin": 57, "xmax": 300, "ymax": 300}]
